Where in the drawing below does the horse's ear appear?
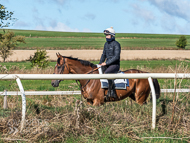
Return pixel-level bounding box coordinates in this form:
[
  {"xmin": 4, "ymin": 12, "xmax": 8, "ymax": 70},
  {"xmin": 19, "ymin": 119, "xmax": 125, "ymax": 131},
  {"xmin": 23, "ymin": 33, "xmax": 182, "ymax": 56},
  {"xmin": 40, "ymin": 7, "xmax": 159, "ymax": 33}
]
[
  {"xmin": 58, "ymin": 52, "xmax": 62, "ymax": 57},
  {"xmin": 56, "ymin": 53, "xmax": 61, "ymax": 58}
]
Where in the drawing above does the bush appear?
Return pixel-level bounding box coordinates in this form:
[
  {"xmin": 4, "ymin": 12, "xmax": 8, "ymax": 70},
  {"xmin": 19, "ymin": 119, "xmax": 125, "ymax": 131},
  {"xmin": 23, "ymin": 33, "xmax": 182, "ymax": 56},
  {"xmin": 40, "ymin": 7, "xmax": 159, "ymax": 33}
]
[
  {"xmin": 30, "ymin": 49, "xmax": 50, "ymax": 68},
  {"xmin": 175, "ymin": 35, "xmax": 187, "ymax": 49},
  {"xmin": 0, "ymin": 31, "xmax": 25, "ymax": 62}
]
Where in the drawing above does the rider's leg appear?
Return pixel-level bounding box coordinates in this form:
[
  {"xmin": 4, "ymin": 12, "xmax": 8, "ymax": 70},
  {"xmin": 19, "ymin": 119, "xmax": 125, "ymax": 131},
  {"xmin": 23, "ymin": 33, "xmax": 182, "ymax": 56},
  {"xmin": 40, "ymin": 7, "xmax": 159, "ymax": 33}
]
[{"xmin": 104, "ymin": 65, "xmax": 119, "ymax": 98}]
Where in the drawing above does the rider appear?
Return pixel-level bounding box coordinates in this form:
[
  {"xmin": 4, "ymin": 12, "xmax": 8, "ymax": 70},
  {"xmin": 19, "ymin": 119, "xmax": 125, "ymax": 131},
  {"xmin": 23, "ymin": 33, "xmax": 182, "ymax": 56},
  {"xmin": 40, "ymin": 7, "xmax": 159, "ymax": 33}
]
[{"xmin": 99, "ymin": 27, "xmax": 121, "ymax": 99}]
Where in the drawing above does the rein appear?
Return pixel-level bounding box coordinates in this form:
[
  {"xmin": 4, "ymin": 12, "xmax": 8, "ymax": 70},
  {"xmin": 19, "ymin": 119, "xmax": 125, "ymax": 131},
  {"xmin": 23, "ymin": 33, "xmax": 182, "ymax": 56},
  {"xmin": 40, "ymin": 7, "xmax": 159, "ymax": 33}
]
[
  {"xmin": 85, "ymin": 67, "xmax": 100, "ymax": 74},
  {"xmin": 57, "ymin": 56, "xmax": 101, "ymax": 93},
  {"xmin": 76, "ymin": 66, "xmax": 101, "ymax": 92}
]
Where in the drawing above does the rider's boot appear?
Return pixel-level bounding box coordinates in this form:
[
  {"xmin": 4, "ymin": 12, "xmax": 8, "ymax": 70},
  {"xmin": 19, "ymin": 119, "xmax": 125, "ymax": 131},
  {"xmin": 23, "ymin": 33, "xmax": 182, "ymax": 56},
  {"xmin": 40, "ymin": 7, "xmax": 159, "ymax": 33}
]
[{"xmin": 107, "ymin": 80, "xmax": 117, "ymax": 99}]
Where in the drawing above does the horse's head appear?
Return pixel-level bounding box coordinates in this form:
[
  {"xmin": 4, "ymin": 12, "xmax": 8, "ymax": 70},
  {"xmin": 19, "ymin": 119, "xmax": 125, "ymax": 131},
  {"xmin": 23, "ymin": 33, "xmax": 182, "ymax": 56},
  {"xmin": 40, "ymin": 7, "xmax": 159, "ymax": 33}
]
[{"xmin": 51, "ymin": 53, "xmax": 70, "ymax": 87}]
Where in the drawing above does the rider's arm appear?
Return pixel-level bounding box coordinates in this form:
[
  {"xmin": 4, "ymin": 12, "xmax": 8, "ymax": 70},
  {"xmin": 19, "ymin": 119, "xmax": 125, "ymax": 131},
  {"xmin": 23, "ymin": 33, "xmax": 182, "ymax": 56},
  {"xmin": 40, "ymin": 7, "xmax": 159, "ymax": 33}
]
[{"xmin": 99, "ymin": 43, "xmax": 106, "ymax": 64}]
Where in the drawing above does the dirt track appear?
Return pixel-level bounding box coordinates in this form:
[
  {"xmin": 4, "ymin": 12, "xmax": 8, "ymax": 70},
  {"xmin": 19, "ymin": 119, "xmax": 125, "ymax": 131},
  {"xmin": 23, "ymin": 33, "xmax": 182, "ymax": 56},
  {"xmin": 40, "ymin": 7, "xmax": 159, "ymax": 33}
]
[{"xmin": 2, "ymin": 50, "xmax": 190, "ymax": 62}]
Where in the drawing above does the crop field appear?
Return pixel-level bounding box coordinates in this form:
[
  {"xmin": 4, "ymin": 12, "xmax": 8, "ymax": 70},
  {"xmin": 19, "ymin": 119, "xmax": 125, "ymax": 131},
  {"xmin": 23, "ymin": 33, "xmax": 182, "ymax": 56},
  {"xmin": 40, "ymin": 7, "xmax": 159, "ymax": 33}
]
[
  {"xmin": 0, "ymin": 59, "xmax": 190, "ymax": 142},
  {"xmin": 1, "ymin": 29, "xmax": 190, "ymax": 50}
]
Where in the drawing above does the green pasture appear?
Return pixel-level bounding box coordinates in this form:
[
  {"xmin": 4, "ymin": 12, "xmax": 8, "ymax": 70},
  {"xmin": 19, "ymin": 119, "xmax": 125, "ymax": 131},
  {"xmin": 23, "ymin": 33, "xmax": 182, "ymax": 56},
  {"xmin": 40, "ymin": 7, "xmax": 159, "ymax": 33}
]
[
  {"xmin": 1, "ymin": 29, "xmax": 190, "ymax": 49},
  {"xmin": 0, "ymin": 59, "xmax": 190, "ymax": 91},
  {"xmin": 16, "ymin": 37, "xmax": 183, "ymax": 50},
  {"xmin": 2, "ymin": 29, "xmax": 190, "ymax": 39},
  {"xmin": 1, "ymin": 59, "xmax": 190, "ymax": 70}
]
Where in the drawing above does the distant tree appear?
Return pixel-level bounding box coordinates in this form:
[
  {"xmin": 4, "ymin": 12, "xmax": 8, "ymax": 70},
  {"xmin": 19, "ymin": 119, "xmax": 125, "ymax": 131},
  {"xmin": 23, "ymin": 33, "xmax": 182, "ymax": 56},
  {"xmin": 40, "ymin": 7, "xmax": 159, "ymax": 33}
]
[
  {"xmin": 29, "ymin": 49, "xmax": 50, "ymax": 68},
  {"xmin": 0, "ymin": 31, "xmax": 25, "ymax": 62},
  {"xmin": 175, "ymin": 35, "xmax": 187, "ymax": 49},
  {"xmin": 0, "ymin": 4, "xmax": 17, "ymax": 28}
]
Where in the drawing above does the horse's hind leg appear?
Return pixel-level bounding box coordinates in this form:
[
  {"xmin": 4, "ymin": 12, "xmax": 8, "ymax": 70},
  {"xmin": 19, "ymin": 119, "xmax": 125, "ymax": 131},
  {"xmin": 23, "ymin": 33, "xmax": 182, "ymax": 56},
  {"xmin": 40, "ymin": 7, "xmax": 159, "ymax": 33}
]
[{"xmin": 135, "ymin": 80, "xmax": 151, "ymax": 105}]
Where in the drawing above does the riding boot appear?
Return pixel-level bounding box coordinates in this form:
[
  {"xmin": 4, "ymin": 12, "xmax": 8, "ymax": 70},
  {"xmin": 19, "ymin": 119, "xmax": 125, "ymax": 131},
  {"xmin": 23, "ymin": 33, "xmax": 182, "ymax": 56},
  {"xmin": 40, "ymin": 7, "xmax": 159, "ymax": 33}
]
[
  {"xmin": 110, "ymin": 80, "xmax": 117, "ymax": 98},
  {"xmin": 108, "ymin": 80, "xmax": 117, "ymax": 99}
]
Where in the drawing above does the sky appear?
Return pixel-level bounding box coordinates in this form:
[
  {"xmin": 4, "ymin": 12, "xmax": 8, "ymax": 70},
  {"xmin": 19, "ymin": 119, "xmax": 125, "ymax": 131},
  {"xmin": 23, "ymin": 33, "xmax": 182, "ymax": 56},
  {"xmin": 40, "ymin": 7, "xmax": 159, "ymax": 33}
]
[{"xmin": 1, "ymin": 0, "xmax": 190, "ymax": 34}]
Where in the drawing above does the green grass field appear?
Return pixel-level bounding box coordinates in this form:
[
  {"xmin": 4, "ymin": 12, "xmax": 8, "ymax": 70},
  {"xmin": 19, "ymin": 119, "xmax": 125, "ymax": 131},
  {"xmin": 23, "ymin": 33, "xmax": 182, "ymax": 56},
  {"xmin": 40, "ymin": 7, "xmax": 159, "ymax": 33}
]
[
  {"xmin": 0, "ymin": 59, "xmax": 189, "ymax": 91},
  {"xmin": 1, "ymin": 29, "xmax": 190, "ymax": 50}
]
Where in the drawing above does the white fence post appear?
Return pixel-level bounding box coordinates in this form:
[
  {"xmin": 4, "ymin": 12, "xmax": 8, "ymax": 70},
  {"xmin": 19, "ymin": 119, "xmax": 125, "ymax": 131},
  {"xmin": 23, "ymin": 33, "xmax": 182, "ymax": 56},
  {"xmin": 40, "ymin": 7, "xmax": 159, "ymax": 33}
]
[
  {"xmin": 148, "ymin": 77, "xmax": 156, "ymax": 129},
  {"xmin": 3, "ymin": 90, "xmax": 8, "ymax": 109},
  {"xmin": 16, "ymin": 78, "xmax": 26, "ymax": 131}
]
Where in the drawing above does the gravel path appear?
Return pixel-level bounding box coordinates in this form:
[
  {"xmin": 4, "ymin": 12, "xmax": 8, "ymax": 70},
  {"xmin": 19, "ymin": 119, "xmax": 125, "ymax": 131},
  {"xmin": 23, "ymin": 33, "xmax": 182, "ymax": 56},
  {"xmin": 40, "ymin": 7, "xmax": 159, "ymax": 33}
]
[{"xmin": 2, "ymin": 50, "xmax": 190, "ymax": 62}]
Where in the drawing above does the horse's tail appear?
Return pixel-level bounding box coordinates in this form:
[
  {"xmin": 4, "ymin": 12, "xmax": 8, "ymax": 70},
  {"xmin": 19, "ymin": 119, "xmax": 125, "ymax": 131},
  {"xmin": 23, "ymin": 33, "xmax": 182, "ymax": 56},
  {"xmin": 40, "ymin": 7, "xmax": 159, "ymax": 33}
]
[{"xmin": 153, "ymin": 79, "xmax": 160, "ymax": 99}]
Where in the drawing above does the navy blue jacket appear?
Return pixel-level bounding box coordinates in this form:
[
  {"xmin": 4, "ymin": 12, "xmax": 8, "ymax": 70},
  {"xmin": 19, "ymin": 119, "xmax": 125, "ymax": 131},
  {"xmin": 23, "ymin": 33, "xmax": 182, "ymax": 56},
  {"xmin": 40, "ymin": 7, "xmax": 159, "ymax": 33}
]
[{"xmin": 99, "ymin": 40, "xmax": 121, "ymax": 66}]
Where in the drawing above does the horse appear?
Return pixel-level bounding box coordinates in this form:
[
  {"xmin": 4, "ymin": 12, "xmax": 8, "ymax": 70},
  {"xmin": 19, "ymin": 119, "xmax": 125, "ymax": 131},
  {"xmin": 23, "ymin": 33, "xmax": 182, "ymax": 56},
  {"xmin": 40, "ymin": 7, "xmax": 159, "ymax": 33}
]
[{"xmin": 51, "ymin": 53, "xmax": 160, "ymax": 106}]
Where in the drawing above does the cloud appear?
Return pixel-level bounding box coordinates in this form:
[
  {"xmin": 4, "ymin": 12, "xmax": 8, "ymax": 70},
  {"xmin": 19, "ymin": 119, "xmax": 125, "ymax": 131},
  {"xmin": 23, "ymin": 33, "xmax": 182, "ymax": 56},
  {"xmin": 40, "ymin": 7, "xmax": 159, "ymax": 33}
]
[
  {"xmin": 14, "ymin": 21, "xmax": 30, "ymax": 28},
  {"xmin": 32, "ymin": 7, "xmax": 39, "ymax": 14},
  {"xmin": 148, "ymin": 0, "xmax": 190, "ymax": 21},
  {"xmin": 50, "ymin": 0, "xmax": 68, "ymax": 5},
  {"xmin": 35, "ymin": 22, "xmax": 91, "ymax": 32},
  {"xmin": 132, "ymin": 4, "xmax": 155, "ymax": 23},
  {"xmin": 82, "ymin": 13, "xmax": 96, "ymax": 20},
  {"xmin": 160, "ymin": 13, "xmax": 177, "ymax": 33},
  {"xmin": 130, "ymin": 3, "xmax": 155, "ymax": 26},
  {"xmin": 46, "ymin": 22, "xmax": 79, "ymax": 32}
]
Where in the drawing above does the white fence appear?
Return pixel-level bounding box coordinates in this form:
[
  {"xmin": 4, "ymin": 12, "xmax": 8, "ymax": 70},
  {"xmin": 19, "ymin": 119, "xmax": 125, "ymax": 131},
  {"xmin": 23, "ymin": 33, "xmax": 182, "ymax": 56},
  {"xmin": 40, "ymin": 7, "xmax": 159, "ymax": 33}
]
[
  {"xmin": 0, "ymin": 73, "xmax": 190, "ymax": 131},
  {"xmin": 1, "ymin": 89, "xmax": 190, "ymax": 96}
]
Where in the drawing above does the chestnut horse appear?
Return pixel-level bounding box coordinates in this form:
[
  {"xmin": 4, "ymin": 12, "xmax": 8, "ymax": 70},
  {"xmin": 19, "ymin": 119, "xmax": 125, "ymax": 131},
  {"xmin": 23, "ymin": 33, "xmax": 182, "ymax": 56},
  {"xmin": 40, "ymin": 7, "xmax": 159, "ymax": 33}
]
[{"xmin": 51, "ymin": 53, "xmax": 160, "ymax": 106}]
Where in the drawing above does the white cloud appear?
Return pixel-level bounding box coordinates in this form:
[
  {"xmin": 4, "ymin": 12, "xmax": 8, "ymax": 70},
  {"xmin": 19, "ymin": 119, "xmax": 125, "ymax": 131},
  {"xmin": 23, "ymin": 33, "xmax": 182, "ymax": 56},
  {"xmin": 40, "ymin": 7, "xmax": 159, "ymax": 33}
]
[
  {"xmin": 46, "ymin": 22, "xmax": 79, "ymax": 32},
  {"xmin": 148, "ymin": 0, "xmax": 190, "ymax": 21},
  {"xmin": 51, "ymin": 0, "xmax": 67, "ymax": 5},
  {"xmin": 132, "ymin": 4, "xmax": 155, "ymax": 23},
  {"xmin": 35, "ymin": 22, "xmax": 91, "ymax": 32},
  {"xmin": 14, "ymin": 21, "xmax": 29, "ymax": 28},
  {"xmin": 82, "ymin": 13, "xmax": 96, "ymax": 20}
]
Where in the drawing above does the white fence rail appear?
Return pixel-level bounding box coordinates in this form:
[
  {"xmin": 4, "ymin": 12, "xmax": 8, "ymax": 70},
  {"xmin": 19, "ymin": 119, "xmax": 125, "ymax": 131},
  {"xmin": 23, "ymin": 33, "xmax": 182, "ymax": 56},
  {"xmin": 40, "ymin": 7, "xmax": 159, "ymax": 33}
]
[
  {"xmin": 0, "ymin": 73, "xmax": 190, "ymax": 80},
  {"xmin": 0, "ymin": 73, "xmax": 190, "ymax": 131},
  {"xmin": 1, "ymin": 89, "xmax": 190, "ymax": 96}
]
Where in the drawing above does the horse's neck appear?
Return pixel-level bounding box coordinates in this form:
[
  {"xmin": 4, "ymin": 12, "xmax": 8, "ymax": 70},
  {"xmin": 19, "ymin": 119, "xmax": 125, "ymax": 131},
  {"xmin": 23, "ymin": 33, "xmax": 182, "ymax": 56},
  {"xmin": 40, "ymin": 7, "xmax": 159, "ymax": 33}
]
[
  {"xmin": 69, "ymin": 64, "xmax": 92, "ymax": 74},
  {"xmin": 69, "ymin": 61, "xmax": 95, "ymax": 86}
]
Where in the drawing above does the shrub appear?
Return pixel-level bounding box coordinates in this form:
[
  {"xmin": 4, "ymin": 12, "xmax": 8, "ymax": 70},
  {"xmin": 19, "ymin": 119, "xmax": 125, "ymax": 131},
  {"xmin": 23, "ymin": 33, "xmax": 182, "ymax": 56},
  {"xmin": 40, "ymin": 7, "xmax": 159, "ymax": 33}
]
[
  {"xmin": 175, "ymin": 35, "xmax": 187, "ymax": 49},
  {"xmin": 0, "ymin": 31, "xmax": 25, "ymax": 62},
  {"xmin": 30, "ymin": 49, "xmax": 50, "ymax": 68}
]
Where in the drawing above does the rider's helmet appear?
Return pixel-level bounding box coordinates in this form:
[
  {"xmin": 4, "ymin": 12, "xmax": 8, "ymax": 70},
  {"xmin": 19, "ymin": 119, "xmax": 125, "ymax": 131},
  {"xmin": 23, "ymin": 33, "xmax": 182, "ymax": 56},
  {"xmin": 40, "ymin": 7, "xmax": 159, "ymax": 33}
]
[{"xmin": 103, "ymin": 27, "xmax": 115, "ymax": 37}]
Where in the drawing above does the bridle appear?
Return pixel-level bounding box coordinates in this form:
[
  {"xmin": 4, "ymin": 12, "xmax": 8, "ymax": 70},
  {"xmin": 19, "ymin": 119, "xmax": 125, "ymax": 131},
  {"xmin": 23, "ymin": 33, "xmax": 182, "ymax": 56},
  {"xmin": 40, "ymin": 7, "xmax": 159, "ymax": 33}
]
[
  {"xmin": 54, "ymin": 57, "xmax": 69, "ymax": 82},
  {"xmin": 55, "ymin": 57, "xmax": 101, "ymax": 92}
]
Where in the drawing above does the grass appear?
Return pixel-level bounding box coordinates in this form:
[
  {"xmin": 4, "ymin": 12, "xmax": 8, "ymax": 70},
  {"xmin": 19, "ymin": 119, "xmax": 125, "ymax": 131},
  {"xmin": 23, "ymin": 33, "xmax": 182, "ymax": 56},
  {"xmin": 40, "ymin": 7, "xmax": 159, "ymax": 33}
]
[
  {"xmin": 1, "ymin": 29, "xmax": 190, "ymax": 50},
  {"xmin": 16, "ymin": 37, "xmax": 184, "ymax": 50},
  {"xmin": 2, "ymin": 29, "xmax": 190, "ymax": 39},
  {"xmin": 0, "ymin": 59, "xmax": 190, "ymax": 91},
  {"xmin": 0, "ymin": 92, "xmax": 190, "ymax": 142}
]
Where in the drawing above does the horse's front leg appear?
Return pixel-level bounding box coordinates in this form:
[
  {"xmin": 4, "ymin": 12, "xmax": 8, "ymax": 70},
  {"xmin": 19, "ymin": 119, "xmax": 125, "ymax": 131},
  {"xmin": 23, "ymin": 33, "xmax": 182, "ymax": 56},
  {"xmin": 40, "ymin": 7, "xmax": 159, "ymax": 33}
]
[
  {"xmin": 92, "ymin": 89, "xmax": 105, "ymax": 106},
  {"xmin": 92, "ymin": 98, "xmax": 101, "ymax": 106}
]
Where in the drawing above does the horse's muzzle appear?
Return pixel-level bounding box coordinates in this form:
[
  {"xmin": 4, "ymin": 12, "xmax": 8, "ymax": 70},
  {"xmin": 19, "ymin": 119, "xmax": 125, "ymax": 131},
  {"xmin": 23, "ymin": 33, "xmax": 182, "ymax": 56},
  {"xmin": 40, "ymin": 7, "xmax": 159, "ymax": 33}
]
[{"xmin": 51, "ymin": 80, "xmax": 60, "ymax": 87}]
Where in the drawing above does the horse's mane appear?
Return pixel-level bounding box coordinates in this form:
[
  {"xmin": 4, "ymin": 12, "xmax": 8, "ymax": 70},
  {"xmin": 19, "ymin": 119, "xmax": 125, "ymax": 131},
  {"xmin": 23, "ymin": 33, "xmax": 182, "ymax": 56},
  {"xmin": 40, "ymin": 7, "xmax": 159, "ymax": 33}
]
[{"xmin": 61, "ymin": 56, "xmax": 97, "ymax": 68}]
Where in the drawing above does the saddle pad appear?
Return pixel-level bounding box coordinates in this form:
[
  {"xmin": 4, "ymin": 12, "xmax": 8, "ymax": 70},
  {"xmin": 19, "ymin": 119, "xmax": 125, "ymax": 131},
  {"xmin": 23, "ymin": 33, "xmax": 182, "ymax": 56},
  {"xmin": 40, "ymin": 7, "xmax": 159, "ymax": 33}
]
[{"xmin": 97, "ymin": 65, "xmax": 129, "ymax": 89}]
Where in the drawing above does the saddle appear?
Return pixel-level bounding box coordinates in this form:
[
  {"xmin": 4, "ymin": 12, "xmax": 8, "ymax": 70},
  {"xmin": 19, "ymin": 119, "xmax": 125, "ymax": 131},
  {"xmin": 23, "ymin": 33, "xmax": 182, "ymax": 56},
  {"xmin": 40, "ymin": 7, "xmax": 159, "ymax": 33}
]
[{"xmin": 97, "ymin": 65, "xmax": 129, "ymax": 89}]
